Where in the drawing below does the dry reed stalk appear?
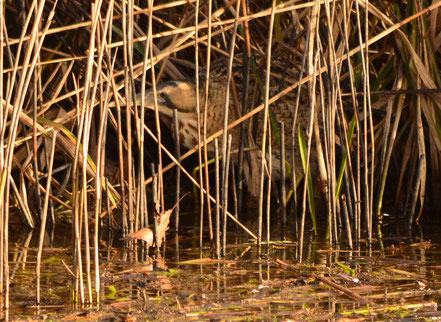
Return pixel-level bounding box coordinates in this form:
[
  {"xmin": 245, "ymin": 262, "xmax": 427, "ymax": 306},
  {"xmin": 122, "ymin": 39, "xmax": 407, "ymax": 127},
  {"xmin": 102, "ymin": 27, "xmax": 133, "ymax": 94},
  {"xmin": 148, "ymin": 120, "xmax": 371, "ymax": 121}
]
[
  {"xmin": 110, "ymin": 73, "xmax": 128, "ymax": 234},
  {"xmin": 299, "ymin": 11, "xmax": 320, "ymax": 261},
  {"xmin": 108, "ymin": 2, "xmax": 320, "ymax": 85},
  {"xmin": 236, "ymin": 0, "xmax": 252, "ymax": 217},
  {"xmin": 195, "ymin": 0, "xmax": 205, "ymax": 248},
  {"xmin": 375, "ymin": 68, "xmax": 405, "ymax": 227},
  {"xmin": 9, "ymin": 175, "xmax": 33, "ymax": 228},
  {"xmin": 125, "ymin": 106, "xmax": 256, "ymax": 238},
  {"xmin": 340, "ymin": 0, "xmax": 361, "ymax": 243},
  {"xmin": 147, "ymin": 0, "xmax": 165, "ymax": 219},
  {"xmin": 265, "ymin": 128, "xmax": 272, "ymax": 245},
  {"xmin": 122, "ymin": 0, "xmax": 135, "ymax": 235},
  {"xmin": 93, "ymin": 2, "xmax": 117, "ymax": 303},
  {"xmin": 341, "ymin": 194, "xmax": 352, "ymax": 249},
  {"xmin": 257, "ymin": 0, "xmax": 276, "ymax": 246},
  {"xmin": 280, "ymin": 122, "xmax": 286, "ymax": 236},
  {"xmin": 1, "ymin": 0, "xmax": 58, "ymax": 308},
  {"xmin": 222, "ymin": 135, "xmax": 232, "ymax": 256},
  {"xmin": 36, "ymin": 130, "xmax": 57, "ymax": 305},
  {"xmin": 202, "ymin": 0, "xmax": 214, "ymax": 242},
  {"xmin": 2, "ymin": 3, "xmax": 441, "ymax": 299},
  {"xmin": 214, "ymin": 138, "xmax": 220, "ymax": 259},
  {"xmin": 79, "ymin": 0, "xmax": 115, "ymax": 303},
  {"xmin": 220, "ymin": 0, "xmax": 241, "ymax": 239},
  {"xmin": 172, "ymin": 109, "xmax": 181, "ymax": 230},
  {"xmin": 354, "ymin": 0, "xmax": 373, "ymax": 244},
  {"xmin": 137, "ymin": 0, "xmax": 150, "ymax": 236}
]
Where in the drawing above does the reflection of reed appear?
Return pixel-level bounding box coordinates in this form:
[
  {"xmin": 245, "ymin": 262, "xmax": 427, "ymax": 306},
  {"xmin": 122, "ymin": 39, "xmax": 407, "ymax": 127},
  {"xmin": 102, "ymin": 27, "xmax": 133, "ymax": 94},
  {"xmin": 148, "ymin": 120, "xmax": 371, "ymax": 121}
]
[
  {"xmin": 10, "ymin": 230, "xmax": 34, "ymax": 280},
  {"xmin": 2, "ymin": 0, "xmax": 441, "ymax": 308}
]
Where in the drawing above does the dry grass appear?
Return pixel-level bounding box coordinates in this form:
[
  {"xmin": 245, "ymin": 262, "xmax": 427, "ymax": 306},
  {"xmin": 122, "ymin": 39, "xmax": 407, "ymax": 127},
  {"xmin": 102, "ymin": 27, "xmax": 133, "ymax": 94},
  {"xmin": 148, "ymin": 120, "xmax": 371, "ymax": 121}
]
[{"xmin": 0, "ymin": 0, "xmax": 440, "ymax": 304}]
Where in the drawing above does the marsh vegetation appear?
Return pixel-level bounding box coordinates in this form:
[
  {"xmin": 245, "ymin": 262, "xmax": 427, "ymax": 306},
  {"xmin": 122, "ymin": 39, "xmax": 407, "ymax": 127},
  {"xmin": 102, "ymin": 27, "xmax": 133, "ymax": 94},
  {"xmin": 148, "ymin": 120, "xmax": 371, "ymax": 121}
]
[{"xmin": 1, "ymin": 0, "xmax": 441, "ymax": 319}]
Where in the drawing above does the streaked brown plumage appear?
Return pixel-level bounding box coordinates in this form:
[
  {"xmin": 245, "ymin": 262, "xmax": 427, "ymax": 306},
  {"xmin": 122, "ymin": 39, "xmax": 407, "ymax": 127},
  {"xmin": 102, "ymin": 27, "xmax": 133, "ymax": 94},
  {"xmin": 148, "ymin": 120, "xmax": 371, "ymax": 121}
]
[{"xmin": 128, "ymin": 55, "xmax": 315, "ymax": 192}]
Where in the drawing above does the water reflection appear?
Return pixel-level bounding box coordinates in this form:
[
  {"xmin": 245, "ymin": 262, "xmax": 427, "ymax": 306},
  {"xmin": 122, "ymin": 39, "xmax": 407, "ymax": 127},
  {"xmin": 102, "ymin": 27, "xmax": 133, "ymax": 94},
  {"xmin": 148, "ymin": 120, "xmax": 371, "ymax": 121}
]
[{"xmin": 4, "ymin": 223, "xmax": 441, "ymax": 319}]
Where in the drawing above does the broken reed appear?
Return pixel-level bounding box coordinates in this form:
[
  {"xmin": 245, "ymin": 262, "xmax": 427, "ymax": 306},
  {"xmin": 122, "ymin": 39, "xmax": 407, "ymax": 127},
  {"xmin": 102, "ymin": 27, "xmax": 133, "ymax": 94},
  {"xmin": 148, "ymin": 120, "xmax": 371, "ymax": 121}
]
[{"xmin": 0, "ymin": 0, "xmax": 440, "ymax": 306}]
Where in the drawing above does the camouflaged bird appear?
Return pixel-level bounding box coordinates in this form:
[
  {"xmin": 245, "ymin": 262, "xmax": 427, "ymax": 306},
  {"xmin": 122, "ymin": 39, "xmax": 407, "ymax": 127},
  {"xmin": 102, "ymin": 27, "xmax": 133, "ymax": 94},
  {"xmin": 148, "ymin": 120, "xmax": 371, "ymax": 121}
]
[{"xmin": 119, "ymin": 55, "xmax": 316, "ymax": 194}]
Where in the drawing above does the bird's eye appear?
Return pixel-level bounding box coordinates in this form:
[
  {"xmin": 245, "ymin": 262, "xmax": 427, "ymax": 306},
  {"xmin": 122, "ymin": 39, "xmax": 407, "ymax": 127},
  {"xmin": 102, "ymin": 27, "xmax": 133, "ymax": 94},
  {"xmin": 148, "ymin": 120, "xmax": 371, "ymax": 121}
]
[{"xmin": 160, "ymin": 92, "xmax": 167, "ymax": 99}]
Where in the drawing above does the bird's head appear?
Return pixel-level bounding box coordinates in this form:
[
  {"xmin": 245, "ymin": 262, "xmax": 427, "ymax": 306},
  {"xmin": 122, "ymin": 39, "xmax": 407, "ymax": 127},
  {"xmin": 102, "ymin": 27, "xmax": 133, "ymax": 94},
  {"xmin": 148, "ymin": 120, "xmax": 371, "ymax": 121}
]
[{"xmin": 139, "ymin": 80, "xmax": 198, "ymax": 117}]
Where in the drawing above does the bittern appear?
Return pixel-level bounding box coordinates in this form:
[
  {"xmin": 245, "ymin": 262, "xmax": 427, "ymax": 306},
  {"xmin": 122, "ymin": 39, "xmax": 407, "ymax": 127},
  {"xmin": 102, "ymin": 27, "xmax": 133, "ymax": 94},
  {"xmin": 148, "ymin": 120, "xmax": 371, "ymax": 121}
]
[{"xmin": 117, "ymin": 55, "xmax": 317, "ymax": 194}]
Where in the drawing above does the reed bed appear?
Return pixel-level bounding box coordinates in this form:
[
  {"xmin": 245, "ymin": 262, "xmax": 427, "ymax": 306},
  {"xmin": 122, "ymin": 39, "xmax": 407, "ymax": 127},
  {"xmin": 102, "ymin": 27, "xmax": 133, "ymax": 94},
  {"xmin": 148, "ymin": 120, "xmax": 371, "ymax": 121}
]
[{"xmin": 0, "ymin": 0, "xmax": 440, "ymax": 306}]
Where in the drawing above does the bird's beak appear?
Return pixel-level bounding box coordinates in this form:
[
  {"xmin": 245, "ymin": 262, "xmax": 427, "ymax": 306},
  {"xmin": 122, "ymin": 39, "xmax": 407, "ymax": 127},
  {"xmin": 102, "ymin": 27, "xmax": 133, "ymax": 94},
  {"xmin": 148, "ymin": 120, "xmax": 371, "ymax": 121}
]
[
  {"xmin": 108, "ymin": 88, "xmax": 166, "ymax": 109},
  {"xmin": 138, "ymin": 89, "xmax": 166, "ymax": 109}
]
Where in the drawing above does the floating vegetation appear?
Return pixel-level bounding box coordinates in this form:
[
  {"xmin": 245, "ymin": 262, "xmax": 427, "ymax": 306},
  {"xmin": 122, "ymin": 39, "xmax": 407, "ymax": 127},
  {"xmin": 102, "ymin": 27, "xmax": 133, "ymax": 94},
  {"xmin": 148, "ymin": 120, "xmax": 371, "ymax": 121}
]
[{"xmin": 1, "ymin": 0, "xmax": 441, "ymax": 319}]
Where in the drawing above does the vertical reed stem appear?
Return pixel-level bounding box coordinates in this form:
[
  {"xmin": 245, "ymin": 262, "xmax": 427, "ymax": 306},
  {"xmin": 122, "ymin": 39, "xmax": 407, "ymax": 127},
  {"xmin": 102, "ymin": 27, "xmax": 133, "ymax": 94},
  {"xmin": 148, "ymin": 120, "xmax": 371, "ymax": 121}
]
[
  {"xmin": 173, "ymin": 109, "xmax": 181, "ymax": 231},
  {"xmin": 222, "ymin": 135, "xmax": 232, "ymax": 257},
  {"xmin": 221, "ymin": 0, "xmax": 241, "ymax": 245},
  {"xmin": 258, "ymin": 0, "xmax": 276, "ymax": 246},
  {"xmin": 214, "ymin": 138, "xmax": 220, "ymax": 259},
  {"xmin": 36, "ymin": 131, "xmax": 57, "ymax": 304},
  {"xmin": 280, "ymin": 122, "xmax": 286, "ymax": 238},
  {"xmin": 341, "ymin": 195, "xmax": 352, "ymax": 249}
]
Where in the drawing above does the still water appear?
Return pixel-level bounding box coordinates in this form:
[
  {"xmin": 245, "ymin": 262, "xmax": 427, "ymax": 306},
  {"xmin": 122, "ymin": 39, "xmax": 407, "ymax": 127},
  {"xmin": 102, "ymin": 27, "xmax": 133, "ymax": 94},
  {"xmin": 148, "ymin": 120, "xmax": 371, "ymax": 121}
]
[{"xmin": 4, "ymin": 214, "xmax": 441, "ymax": 320}]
